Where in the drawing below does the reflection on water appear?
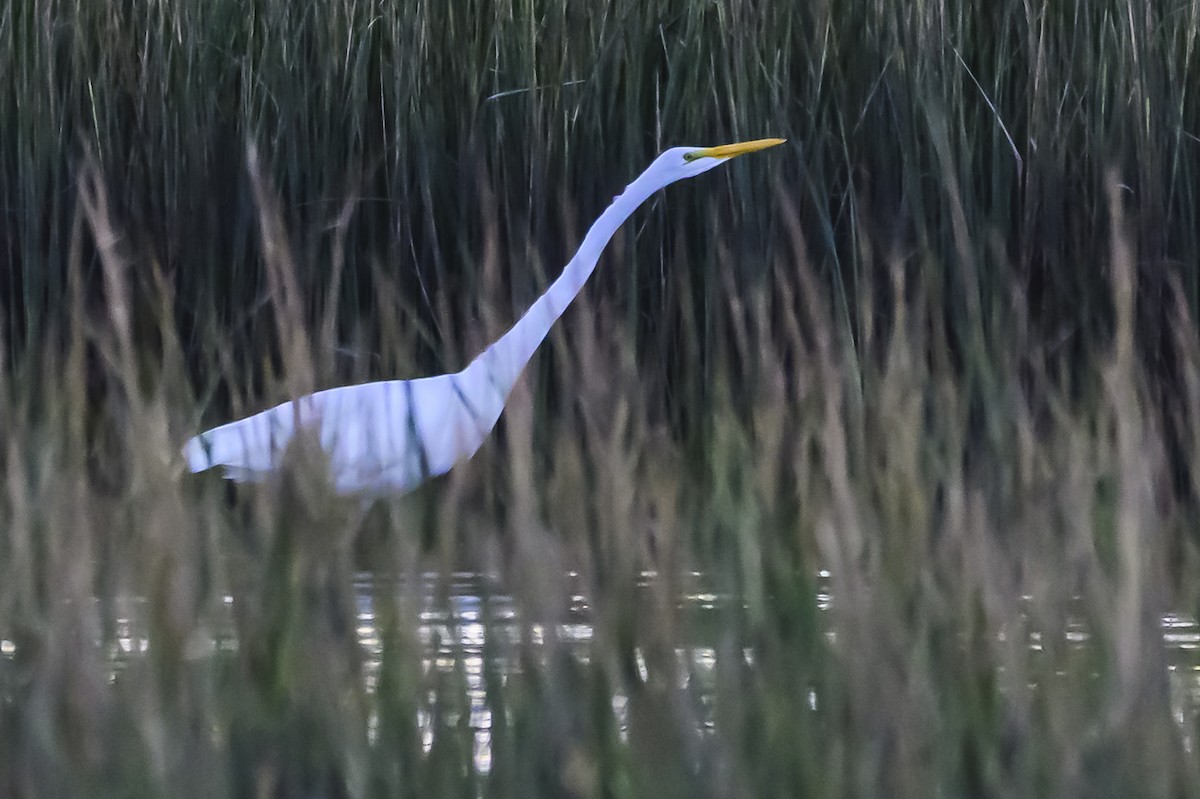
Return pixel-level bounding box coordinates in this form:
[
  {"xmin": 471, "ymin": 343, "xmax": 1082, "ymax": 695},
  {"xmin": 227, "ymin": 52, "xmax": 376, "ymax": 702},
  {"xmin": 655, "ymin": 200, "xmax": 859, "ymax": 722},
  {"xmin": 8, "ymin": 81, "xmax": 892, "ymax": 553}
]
[
  {"xmin": 3, "ymin": 570, "xmax": 1199, "ymax": 771},
  {"xmin": 353, "ymin": 570, "xmax": 735, "ymax": 771},
  {"xmin": 364, "ymin": 571, "xmax": 1200, "ymax": 768}
]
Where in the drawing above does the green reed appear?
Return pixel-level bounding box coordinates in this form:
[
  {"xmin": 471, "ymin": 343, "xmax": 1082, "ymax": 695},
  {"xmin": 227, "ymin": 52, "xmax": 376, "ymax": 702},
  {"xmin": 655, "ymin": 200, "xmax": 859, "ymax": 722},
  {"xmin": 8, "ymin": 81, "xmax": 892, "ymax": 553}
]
[
  {"xmin": 2, "ymin": 0, "xmax": 1200, "ymax": 796},
  {"xmin": 4, "ymin": 0, "xmax": 1194, "ymax": 387}
]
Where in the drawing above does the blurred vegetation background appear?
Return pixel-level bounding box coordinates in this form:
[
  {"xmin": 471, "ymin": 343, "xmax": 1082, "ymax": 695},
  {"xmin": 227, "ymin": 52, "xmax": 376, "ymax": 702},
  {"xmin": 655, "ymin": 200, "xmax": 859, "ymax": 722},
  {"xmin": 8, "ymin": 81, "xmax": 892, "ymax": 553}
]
[
  {"xmin": 2, "ymin": 0, "xmax": 1200, "ymax": 796},
  {"xmin": 3, "ymin": 0, "xmax": 1196, "ymax": 399}
]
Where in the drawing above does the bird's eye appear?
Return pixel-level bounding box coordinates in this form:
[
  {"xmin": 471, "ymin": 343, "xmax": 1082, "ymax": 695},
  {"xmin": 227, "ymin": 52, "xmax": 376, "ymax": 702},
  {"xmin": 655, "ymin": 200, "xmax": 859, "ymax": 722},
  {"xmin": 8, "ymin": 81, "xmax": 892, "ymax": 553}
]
[{"xmin": 682, "ymin": 152, "xmax": 699, "ymax": 162}]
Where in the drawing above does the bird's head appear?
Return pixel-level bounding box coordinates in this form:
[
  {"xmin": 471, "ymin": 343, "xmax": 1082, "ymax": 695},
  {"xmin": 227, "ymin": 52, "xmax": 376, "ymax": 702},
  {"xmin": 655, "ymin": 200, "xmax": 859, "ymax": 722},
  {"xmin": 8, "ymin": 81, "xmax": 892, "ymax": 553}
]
[{"xmin": 653, "ymin": 137, "xmax": 786, "ymax": 181}]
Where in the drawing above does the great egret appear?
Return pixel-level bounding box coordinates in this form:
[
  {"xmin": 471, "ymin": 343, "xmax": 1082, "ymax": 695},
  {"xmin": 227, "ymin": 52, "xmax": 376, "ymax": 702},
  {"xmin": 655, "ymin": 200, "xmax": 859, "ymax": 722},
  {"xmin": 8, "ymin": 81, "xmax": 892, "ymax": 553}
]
[{"xmin": 184, "ymin": 138, "xmax": 785, "ymax": 494}]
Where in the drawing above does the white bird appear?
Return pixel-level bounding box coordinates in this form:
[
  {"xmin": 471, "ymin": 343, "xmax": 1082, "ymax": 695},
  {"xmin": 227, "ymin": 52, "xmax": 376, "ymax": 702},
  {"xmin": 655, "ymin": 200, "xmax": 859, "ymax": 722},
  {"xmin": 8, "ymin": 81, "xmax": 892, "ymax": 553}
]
[{"xmin": 184, "ymin": 138, "xmax": 785, "ymax": 494}]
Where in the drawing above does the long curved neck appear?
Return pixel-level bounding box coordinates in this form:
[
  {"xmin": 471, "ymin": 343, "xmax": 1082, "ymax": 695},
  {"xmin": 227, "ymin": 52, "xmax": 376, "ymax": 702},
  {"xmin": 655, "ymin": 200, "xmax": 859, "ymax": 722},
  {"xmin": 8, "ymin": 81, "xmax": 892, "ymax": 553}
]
[{"xmin": 462, "ymin": 169, "xmax": 663, "ymax": 397}]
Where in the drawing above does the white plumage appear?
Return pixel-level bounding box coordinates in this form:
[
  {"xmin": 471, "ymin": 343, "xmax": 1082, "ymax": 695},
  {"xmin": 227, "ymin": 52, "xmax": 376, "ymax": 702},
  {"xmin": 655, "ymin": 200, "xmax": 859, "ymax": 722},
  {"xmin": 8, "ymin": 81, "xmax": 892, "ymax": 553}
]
[{"xmin": 184, "ymin": 139, "xmax": 785, "ymax": 494}]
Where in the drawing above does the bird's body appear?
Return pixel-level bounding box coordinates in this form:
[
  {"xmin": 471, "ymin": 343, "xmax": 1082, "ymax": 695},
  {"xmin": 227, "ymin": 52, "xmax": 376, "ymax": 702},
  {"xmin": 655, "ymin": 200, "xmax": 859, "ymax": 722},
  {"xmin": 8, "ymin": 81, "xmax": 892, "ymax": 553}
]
[
  {"xmin": 184, "ymin": 138, "xmax": 784, "ymax": 494},
  {"xmin": 183, "ymin": 370, "xmax": 501, "ymax": 493}
]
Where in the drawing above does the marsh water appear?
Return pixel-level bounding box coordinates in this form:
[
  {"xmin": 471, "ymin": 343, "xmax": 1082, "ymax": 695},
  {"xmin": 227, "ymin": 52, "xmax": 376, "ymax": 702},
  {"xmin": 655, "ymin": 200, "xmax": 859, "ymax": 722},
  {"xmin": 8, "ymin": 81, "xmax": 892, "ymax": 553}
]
[
  {"xmin": 7, "ymin": 570, "xmax": 1200, "ymax": 772},
  {"xmin": 351, "ymin": 571, "xmax": 1200, "ymax": 770}
]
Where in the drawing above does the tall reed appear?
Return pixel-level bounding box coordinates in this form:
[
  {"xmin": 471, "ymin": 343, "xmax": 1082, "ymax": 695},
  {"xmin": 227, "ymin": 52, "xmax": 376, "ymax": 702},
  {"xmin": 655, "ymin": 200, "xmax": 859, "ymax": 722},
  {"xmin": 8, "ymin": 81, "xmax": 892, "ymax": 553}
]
[{"xmin": 2, "ymin": 0, "xmax": 1200, "ymax": 796}]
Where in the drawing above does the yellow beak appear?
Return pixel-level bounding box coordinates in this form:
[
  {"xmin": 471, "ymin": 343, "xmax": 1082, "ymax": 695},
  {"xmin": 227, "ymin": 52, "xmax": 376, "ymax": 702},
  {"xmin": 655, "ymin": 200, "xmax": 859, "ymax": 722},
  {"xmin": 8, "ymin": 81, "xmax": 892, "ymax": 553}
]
[{"xmin": 686, "ymin": 137, "xmax": 786, "ymax": 161}]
